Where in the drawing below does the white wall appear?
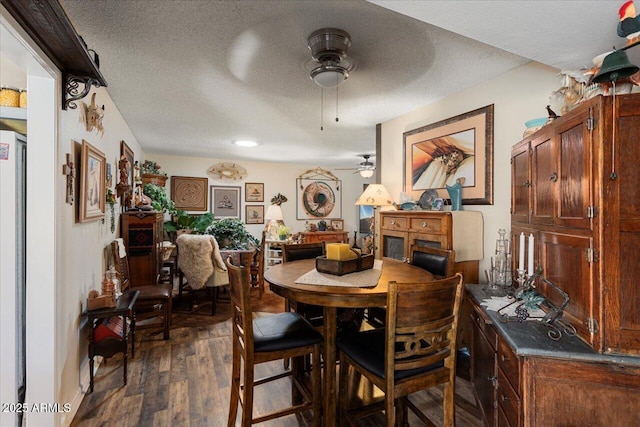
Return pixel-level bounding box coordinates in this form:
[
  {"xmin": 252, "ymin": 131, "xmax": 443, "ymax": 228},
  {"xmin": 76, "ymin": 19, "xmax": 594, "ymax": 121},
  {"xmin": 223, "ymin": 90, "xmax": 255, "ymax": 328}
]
[
  {"xmin": 380, "ymin": 62, "xmax": 560, "ymax": 279},
  {"xmin": 149, "ymin": 153, "xmax": 371, "ymax": 243},
  {"xmin": 56, "ymin": 85, "xmax": 144, "ymax": 426}
]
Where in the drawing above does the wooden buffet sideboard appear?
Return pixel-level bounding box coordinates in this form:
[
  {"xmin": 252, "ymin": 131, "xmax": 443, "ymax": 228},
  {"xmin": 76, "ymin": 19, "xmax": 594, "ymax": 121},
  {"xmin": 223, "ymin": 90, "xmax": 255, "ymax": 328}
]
[
  {"xmin": 300, "ymin": 231, "xmax": 348, "ymax": 244},
  {"xmin": 379, "ymin": 211, "xmax": 483, "ymax": 283},
  {"xmin": 468, "ymin": 285, "xmax": 640, "ymax": 427}
]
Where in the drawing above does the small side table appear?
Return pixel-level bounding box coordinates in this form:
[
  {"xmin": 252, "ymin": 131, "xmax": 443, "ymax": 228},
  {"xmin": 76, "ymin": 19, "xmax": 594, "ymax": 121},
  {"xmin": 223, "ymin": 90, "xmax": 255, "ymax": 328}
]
[{"xmin": 83, "ymin": 290, "xmax": 139, "ymax": 393}]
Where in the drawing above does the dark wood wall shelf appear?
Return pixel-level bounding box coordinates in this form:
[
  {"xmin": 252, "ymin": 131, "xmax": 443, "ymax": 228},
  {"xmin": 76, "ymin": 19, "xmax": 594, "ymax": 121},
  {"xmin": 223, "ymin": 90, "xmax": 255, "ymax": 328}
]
[{"xmin": 1, "ymin": 0, "xmax": 108, "ymax": 110}]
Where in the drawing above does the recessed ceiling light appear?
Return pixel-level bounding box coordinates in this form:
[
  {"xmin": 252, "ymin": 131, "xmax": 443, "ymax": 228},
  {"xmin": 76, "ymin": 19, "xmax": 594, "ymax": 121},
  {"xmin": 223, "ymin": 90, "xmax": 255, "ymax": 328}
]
[{"xmin": 233, "ymin": 140, "xmax": 258, "ymax": 147}]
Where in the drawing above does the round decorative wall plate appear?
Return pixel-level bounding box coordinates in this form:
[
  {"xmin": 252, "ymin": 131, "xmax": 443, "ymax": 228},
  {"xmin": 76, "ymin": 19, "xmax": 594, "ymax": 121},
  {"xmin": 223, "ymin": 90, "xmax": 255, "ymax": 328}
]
[
  {"xmin": 418, "ymin": 189, "xmax": 438, "ymax": 210},
  {"xmin": 302, "ymin": 181, "xmax": 336, "ymax": 217},
  {"xmin": 207, "ymin": 162, "xmax": 247, "ymax": 182}
]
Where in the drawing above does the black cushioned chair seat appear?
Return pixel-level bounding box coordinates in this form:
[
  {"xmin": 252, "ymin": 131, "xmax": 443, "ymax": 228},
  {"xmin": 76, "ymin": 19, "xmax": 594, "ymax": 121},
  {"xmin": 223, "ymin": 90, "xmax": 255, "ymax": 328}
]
[
  {"xmin": 412, "ymin": 251, "xmax": 448, "ymax": 277},
  {"xmin": 254, "ymin": 312, "xmax": 323, "ymax": 353},
  {"xmin": 337, "ymin": 329, "xmax": 443, "ymax": 381},
  {"xmin": 136, "ymin": 284, "xmax": 172, "ymax": 300}
]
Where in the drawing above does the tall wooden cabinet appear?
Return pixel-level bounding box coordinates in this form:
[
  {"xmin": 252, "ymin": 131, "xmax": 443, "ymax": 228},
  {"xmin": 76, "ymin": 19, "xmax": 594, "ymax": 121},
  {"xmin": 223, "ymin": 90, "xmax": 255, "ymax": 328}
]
[
  {"xmin": 121, "ymin": 211, "xmax": 164, "ymax": 287},
  {"xmin": 510, "ymin": 93, "xmax": 640, "ymax": 355}
]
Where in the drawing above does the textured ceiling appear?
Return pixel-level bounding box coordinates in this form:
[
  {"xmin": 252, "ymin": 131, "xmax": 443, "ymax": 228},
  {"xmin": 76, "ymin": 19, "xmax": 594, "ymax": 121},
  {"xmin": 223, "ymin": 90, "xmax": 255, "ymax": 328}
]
[{"xmin": 58, "ymin": 0, "xmax": 634, "ymax": 169}]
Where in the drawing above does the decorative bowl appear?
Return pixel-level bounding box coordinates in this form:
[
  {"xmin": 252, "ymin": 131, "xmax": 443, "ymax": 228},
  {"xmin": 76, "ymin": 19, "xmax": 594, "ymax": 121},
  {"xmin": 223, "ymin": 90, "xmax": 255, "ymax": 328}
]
[
  {"xmin": 524, "ymin": 117, "xmax": 548, "ymax": 128},
  {"xmin": 400, "ymin": 202, "xmax": 416, "ymax": 210}
]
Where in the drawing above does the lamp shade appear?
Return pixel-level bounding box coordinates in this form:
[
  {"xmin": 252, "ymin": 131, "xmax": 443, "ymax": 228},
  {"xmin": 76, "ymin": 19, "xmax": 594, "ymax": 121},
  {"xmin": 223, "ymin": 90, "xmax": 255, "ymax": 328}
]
[
  {"xmin": 264, "ymin": 204, "xmax": 284, "ymax": 221},
  {"xmin": 593, "ymin": 50, "xmax": 639, "ymax": 83},
  {"xmin": 355, "ymin": 184, "xmax": 393, "ymax": 207}
]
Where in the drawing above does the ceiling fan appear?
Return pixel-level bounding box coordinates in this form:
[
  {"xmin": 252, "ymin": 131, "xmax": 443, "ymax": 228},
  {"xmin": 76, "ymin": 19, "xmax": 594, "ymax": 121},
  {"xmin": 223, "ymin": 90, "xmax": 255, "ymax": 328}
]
[{"xmin": 335, "ymin": 155, "xmax": 376, "ymax": 178}]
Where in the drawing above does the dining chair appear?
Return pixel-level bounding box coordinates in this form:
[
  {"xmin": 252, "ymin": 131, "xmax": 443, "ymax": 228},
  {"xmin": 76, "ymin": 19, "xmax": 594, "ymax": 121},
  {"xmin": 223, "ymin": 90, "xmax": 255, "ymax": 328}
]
[
  {"xmin": 409, "ymin": 244, "xmax": 456, "ymax": 278},
  {"xmin": 110, "ymin": 240, "xmax": 172, "ymax": 340},
  {"xmin": 337, "ymin": 273, "xmax": 464, "ymax": 427},
  {"xmin": 226, "ymin": 256, "xmax": 322, "ymax": 427},
  {"xmin": 176, "ymin": 233, "xmax": 228, "ymax": 315},
  {"xmin": 282, "ymin": 242, "xmax": 326, "ymax": 325},
  {"xmin": 367, "ymin": 245, "xmax": 456, "ymax": 328}
]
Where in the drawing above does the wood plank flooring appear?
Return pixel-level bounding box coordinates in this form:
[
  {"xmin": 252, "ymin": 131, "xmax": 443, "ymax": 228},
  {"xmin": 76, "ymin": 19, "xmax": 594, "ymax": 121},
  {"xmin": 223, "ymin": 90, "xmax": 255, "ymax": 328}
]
[{"xmin": 71, "ymin": 287, "xmax": 483, "ymax": 426}]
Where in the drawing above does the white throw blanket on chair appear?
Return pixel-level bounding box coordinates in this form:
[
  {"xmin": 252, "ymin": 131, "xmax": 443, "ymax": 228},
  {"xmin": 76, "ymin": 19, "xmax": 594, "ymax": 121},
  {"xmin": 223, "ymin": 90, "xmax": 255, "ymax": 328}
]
[{"xmin": 176, "ymin": 234, "xmax": 227, "ymax": 290}]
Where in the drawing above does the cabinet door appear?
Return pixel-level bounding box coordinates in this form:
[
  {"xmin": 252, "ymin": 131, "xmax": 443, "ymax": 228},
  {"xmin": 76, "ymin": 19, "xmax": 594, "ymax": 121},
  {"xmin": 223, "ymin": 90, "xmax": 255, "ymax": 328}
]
[
  {"xmin": 539, "ymin": 231, "xmax": 595, "ymax": 346},
  {"xmin": 381, "ymin": 229, "xmax": 407, "ymax": 260},
  {"xmin": 511, "ymin": 140, "xmax": 530, "ymax": 224},
  {"xmin": 555, "ymin": 108, "xmax": 592, "ymax": 229},
  {"xmin": 530, "ymin": 129, "xmax": 555, "ymax": 226},
  {"xmin": 471, "ymin": 310, "xmax": 497, "ymax": 427}
]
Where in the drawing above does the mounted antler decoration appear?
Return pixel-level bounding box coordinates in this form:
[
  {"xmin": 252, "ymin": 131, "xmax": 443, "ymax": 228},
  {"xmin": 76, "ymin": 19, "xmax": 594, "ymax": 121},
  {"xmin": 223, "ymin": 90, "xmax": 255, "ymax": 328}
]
[{"xmin": 82, "ymin": 93, "xmax": 105, "ymax": 136}]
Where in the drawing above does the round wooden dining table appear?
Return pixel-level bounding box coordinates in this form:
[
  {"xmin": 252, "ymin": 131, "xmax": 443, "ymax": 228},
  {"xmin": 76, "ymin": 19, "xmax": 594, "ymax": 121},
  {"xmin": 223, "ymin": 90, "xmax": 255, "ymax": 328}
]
[{"xmin": 263, "ymin": 257, "xmax": 433, "ymax": 427}]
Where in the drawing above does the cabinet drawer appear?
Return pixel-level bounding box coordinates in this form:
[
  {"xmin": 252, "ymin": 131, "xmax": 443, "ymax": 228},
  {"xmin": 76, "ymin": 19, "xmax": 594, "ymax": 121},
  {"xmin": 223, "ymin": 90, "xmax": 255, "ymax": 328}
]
[
  {"xmin": 381, "ymin": 216, "xmax": 408, "ymax": 231},
  {"xmin": 498, "ymin": 336, "xmax": 520, "ymax": 392},
  {"xmin": 471, "ymin": 304, "xmax": 497, "ymax": 350},
  {"xmin": 409, "ymin": 217, "xmax": 442, "ymax": 234},
  {"xmin": 497, "ymin": 368, "xmax": 521, "ymax": 427}
]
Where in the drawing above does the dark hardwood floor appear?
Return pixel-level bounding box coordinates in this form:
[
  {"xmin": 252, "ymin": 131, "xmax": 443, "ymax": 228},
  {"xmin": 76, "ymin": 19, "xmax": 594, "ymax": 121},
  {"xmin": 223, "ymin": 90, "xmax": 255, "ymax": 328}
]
[{"xmin": 72, "ymin": 286, "xmax": 483, "ymax": 426}]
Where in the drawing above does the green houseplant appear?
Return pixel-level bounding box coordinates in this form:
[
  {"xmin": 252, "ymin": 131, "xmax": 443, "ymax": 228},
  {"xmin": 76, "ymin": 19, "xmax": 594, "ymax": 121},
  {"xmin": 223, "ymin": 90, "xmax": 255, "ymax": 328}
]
[
  {"xmin": 142, "ymin": 183, "xmax": 177, "ymax": 216},
  {"xmin": 206, "ymin": 218, "xmax": 259, "ymax": 250},
  {"xmin": 164, "ymin": 210, "xmax": 214, "ymax": 234}
]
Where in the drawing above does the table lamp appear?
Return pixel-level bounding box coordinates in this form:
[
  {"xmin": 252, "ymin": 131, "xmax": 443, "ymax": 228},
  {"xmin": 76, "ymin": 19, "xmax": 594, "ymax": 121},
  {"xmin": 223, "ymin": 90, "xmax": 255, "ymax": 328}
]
[
  {"xmin": 355, "ymin": 184, "xmax": 393, "ymax": 256},
  {"xmin": 265, "ymin": 204, "xmax": 284, "ymax": 240}
]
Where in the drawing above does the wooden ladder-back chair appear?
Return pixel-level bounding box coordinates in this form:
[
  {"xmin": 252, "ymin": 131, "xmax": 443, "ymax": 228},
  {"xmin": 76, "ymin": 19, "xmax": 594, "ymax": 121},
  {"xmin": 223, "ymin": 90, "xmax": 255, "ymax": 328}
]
[
  {"xmin": 338, "ymin": 273, "xmax": 464, "ymax": 427},
  {"xmin": 367, "ymin": 245, "xmax": 456, "ymax": 329},
  {"xmin": 281, "ymin": 242, "xmax": 326, "ymax": 325},
  {"xmin": 226, "ymin": 256, "xmax": 322, "ymax": 427},
  {"xmin": 110, "ymin": 240, "xmax": 172, "ymax": 340}
]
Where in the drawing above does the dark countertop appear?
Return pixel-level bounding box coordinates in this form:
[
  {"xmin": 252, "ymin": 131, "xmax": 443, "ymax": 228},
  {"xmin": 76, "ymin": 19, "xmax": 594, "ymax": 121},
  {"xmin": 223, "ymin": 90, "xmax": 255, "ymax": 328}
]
[{"xmin": 466, "ymin": 284, "xmax": 640, "ymax": 367}]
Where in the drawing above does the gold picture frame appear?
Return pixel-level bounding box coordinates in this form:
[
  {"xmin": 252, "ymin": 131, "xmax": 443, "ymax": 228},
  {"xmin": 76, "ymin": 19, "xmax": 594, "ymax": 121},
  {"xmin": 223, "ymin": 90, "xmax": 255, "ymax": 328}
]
[
  {"xmin": 171, "ymin": 176, "xmax": 208, "ymax": 211},
  {"xmin": 79, "ymin": 139, "xmax": 106, "ymax": 222},
  {"xmin": 245, "ymin": 182, "xmax": 264, "ymax": 202},
  {"xmin": 120, "ymin": 140, "xmax": 134, "ymax": 205},
  {"xmin": 245, "ymin": 205, "xmax": 264, "ymax": 224},
  {"xmin": 403, "ymin": 104, "xmax": 494, "ymax": 205}
]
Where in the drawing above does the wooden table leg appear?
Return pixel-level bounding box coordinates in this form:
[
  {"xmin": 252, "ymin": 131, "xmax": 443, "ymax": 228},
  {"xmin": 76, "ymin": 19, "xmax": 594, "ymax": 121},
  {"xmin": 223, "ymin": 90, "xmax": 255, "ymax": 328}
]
[{"xmin": 323, "ymin": 306, "xmax": 337, "ymax": 427}]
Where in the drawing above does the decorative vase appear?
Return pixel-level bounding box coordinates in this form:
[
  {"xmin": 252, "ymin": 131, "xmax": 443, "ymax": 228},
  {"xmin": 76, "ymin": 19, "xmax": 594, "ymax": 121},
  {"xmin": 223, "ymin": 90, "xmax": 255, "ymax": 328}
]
[{"xmin": 446, "ymin": 182, "xmax": 462, "ymax": 211}]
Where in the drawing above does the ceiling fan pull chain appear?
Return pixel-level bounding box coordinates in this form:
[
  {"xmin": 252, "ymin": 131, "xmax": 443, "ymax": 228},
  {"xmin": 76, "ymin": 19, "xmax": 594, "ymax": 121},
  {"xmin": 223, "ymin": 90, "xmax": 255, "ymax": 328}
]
[
  {"xmin": 335, "ymin": 75, "xmax": 339, "ymax": 122},
  {"xmin": 321, "ymin": 87, "xmax": 324, "ymax": 131}
]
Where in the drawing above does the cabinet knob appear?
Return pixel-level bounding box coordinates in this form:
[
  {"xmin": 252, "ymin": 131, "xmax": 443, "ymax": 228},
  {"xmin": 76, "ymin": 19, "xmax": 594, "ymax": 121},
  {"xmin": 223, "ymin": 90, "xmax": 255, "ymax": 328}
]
[
  {"xmin": 501, "ymin": 394, "xmax": 509, "ymax": 402},
  {"xmin": 421, "ymin": 221, "xmax": 427, "ymax": 227},
  {"xmin": 524, "ymin": 180, "xmax": 531, "ymax": 188},
  {"xmin": 488, "ymin": 375, "xmax": 497, "ymax": 387},
  {"xmin": 390, "ymin": 220, "xmax": 396, "ymax": 225},
  {"xmin": 501, "ymin": 354, "xmax": 509, "ymax": 362},
  {"xmin": 549, "ymin": 172, "xmax": 558, "ymax": 182}
]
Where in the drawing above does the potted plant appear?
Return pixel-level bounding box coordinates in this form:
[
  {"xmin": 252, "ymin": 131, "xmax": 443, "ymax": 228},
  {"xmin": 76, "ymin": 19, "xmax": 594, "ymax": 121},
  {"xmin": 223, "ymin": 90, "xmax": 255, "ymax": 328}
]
[
  {"xmin": 164, "ymin": 210, "xmax": 214, "ymax": 235},
  {"xmin": 206, "ymin": 218, "xmax": 259, "ymax": 250},
  {"xmin": 142, "ymin": 183, "xmax": 177, "ymax": 216},
  {"xmin": 277, "ymin": 224, "xmax": 291, "ymax": 240}
]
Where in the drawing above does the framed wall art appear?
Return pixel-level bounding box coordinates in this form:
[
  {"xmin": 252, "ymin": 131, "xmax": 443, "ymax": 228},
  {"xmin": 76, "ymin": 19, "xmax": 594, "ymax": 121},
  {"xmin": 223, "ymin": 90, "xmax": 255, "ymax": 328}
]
[
  {"xmin": 119, "ymin": 140, "xmax": 134, "ymax": 205},
  {"xmin": 79, "ymin": 139, "xmax": 106, "ymax": 222},
  {"xmin": 245, "ymin": 205, "xmax": 264, "ymax": 224},
  {"xmin": 403, "ymin": 104, "xmax": 494, "ymax": 205},
  {"xmin": 171, "ymin": 176, "xmax": 208, "ymax": 211},
  {"xmin": 245, "ymin": 182, "xmax": 264, "ymax": 202},
  {"xmin": 210, "ymin": 185, "xmax": 241, "ymax": 219},
  {"xmin": 330, "ymin": 219, "xmax": 344, "ymax": 231}
]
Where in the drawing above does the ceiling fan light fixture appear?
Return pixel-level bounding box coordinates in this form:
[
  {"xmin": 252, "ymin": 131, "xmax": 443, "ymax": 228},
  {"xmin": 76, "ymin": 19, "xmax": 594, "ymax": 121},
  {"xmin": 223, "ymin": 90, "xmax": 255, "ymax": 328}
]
[
  {"xmin": 310, "ymin": 64, "xmax": 349, "ymax": 88},
  {"xmin": 359, "ymin": 169, "xmax": 374, "ymax": 178}
]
